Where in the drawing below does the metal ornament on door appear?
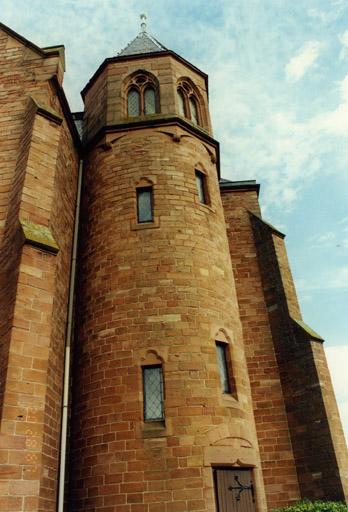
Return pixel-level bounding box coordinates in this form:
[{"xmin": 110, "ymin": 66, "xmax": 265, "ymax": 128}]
[
  {"xmin": 214, "ymin": 468, "xmax": 256, "ymax": 512},
  {"xmin": 228, "ymin": 475, "xmax": 254, "ymax": 502}
]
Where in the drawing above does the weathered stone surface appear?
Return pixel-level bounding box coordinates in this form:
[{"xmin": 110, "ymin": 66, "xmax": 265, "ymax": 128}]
[{"xmin": 1, "ymin": 20, "xmax": 347, "ymax": 512}]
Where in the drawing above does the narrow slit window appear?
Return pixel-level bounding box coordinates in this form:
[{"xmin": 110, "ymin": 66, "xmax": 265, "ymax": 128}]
[
  {"xmin": 195, "ymin": 170, "xmax": 207, "ymax": 204},
  {"xmin": 137, "ymin": 187, "xmax": 153, "ymax": 223},
  {"xmin": 144, "ymin": 87, "xmax": 156, "ymax": 114},
  {"xmin": 128, "ymin": 88, "xmax": 140, "ymax": 116},
  {"xmin": 216, "ymin": 342, "xmax": 230, "ymax": 393},
  {"xmin": 142, "ymin": 366, "xmax": 164, "ymax": 421}
]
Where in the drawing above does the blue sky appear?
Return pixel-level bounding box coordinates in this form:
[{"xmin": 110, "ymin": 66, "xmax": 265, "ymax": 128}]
[{"xmin": 2, "ymin": 0, "xmax": 347, "ymax": 440}]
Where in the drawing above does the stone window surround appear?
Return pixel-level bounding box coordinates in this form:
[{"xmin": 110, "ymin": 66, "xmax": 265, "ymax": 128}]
[
  {"xmin": 125, "ymin": 70, "xmax": 160, "ymax": 117},
  {"xmin": 177, "ymin": 77, "xmax": 203, "ymax": 127}
]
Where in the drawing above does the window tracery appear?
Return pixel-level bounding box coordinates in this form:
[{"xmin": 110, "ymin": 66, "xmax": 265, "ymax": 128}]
[{"xmin": 126, "ymin": 72, "xmax": 159, "ymax": 117}]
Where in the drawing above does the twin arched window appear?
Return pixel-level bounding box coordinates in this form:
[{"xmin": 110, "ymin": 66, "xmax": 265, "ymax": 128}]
[
  {"xmin": 127, "ymin": 73, "xmax": 159, "ymax": 117},
  {"xmin": 177, "ymin": 80, "xmax": 201, "ymax": 126}
]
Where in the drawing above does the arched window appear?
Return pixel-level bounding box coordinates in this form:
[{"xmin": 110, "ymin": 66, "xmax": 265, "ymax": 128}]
[
  {"xmin": 177, "ymin": 79, "xmax": 202, "ymax": 126},
  {"xmin": 126, "ymin": 72, "xmax": 159, "ymax": 117}
]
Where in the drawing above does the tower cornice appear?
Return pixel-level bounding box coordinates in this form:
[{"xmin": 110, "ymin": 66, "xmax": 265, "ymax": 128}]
[
  {"xmin": 82, "ymin": 115, "xmax": 220, "ymax": 178},
  {"xmin": 81, "ymin": 50, "xmax": 209, "ymax": 100}
]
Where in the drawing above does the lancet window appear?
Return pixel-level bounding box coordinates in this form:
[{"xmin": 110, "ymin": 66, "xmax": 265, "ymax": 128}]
[
  {"xmin": 142, "ymin": 365, "xmax": 164, "ymax": 421},
  {"xmin": 216, "ymin": 342, "xmax": 231, "ymax": 393},
  {"xmin": 214, "ymin": 330, "xmax": 237, "ymax": 398},
  {"xmin": 177, "ymin": 79, "xmax": 202, "ymax": 126}
]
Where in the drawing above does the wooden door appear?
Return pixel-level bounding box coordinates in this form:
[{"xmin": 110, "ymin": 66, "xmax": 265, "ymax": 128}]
[{"xmin": 214, "ymin": 468, "xmax": 256, "ymax": 512}]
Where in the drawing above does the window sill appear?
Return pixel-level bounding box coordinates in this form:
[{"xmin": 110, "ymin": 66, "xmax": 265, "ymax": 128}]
[
  {"xmin": 221, "ymin": 393, "xmax": 239, "ymax": 408},
  {"xmin": 194, "ymin": 200, "xmax": 215, "ymax": 214},
  {"xmin": 131, "ymin": 218, "xmax": 160, "ymax": 230},
  {"xmin": 141, "ymin": 420, "xmax": 166, "ymax": 438}
]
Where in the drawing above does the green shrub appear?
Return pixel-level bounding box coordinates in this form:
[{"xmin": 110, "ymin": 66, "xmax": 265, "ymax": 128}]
[{"xmin": 272, "ymin": 500, "xmax": 348, "ymax": 512}]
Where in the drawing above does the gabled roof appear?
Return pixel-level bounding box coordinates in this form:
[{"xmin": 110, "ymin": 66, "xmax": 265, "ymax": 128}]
[
  {"xmin": 117, "ymin": 31, "xmax": 167, "ymax": 57},
  {"xmin": 0, "ymin": 22, "xmax": 63, "ymax": 62}
]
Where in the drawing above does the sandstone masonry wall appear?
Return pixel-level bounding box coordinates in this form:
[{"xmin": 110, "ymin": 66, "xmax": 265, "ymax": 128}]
[
  {"xmin": 221, "ymin": 188, "xmax": 301, "ymax": 509},
  {"xmin": 250, "ymin": 216, "xmax": 348, "ymax": 503},
  {"xmin": 0, "ymin": 26, "xmax": 79, "ymax": 512},
  {"xmin": 70, "ymin": 127, "xmax": 266, "ymax": 512}
]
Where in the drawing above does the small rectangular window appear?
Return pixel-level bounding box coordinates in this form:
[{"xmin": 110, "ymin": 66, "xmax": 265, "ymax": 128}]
[
  {"xmin": 195, "ymin": 170, "xmax": 207, "ymax": 204},
  {"xmin": 137, "ymin": 187, "xmax": 153, "ymax": 223},
  {"xmin": 142, "ymin": 365, "xmax": 164, "ymax": 421},
  {"xmin": 216, "ymin": 342, "xmax": 230, "ymax": 393}
]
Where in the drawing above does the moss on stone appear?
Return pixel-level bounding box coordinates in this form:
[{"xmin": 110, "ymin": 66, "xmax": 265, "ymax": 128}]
[
  {"xmin": 292, "ymin": 317, "xmax": 323, "ymax": 341},
  {"xmin": 30, "ymin": 96, "xmax": 63, "ymax": 125},
  {"xmin": 20, "ymin": 218, "xmax": 59, "ymax": 254}
]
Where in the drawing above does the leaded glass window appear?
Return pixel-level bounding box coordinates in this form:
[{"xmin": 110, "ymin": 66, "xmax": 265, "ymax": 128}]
[
  {"xmin": 144, "ymin": 87, "xmax": 156, "ymax": 114},
  {"xmin": 216, "ymin": 342, "xmax": 230, "ymax": 393},
  {"xmin": 128, "ymin": 88, "xmax": 140, "ymax": 116},
  {"xmin": 143, "ymin": 366, "xmax": 164, "ymax": 421},
  {"xmin": 137, "ymin": 187, "xmax": 153, "ymax": 223},
  {"xmin": 189, "ymin": 96, "xmax": 199, "ymax": 125},
  {"xmin": 195, "ymin": 170, "xmax": 207, "ymax": 204},
  {"xmin": 178, "ymin": 90, "xmax": 185, "ymax": 116}
]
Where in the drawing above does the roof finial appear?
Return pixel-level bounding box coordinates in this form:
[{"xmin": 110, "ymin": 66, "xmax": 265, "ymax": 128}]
[{"xmin": 140, "ymin": 13, "xmax": 147, "ymax": 33}]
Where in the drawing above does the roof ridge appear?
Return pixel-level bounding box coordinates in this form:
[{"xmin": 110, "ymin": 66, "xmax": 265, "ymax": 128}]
[
  {"xmin": 143, "ymin": 32, "xmax": 167, "ymax": 51},
  {"xmin": 117, "ymin": 30, "xmax": 167, "ymax": 57}
]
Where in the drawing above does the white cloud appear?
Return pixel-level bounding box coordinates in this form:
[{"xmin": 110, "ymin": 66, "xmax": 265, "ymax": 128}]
[
  {"xmin": 298, "ymin": 266, "xmax": 348, "ymax": 292},
  {"xmin": 285, "ymin": 41, "xmax": 322, "ymax": 82},
  {"xmin": 313, "ymin": 74, "xmax": 348, "ymax": 136},
  {"xmin": 2, "ymin": 1, "xmax": 347, "ymax": 212},
  {"xmin": 329, "ymin": 266, "xmax": 348, "ymax": 288},
  {"xmin": 309, "ymin": 231, "xmax": 336, "ymax": 248},
  {"xmin": 307, "ymin": 8, "xmax": 330, "ymax": 23},
  {"xmin": 325, "ymin": 345, "xmax": 348, "ymax": 443},
  {"xmin": 339, "ymin": 29, "xmax": 348, "ymax": 60},
  {"xmin": 338, "ymin": 215, "xmax": 348, "ymax": 225},
  {"xmin": 309, "ymin": 218, "xmax": 348, "ymax": 249}
]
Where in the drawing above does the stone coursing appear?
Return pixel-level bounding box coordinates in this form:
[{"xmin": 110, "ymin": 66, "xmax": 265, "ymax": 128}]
[{"xmin": 0, "ymin": 22, "xmax": 347, "ymax": 512}]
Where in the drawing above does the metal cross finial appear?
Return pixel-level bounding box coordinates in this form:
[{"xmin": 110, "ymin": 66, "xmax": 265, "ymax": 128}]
[{"xmin": 140, "ymin": 13, "xmax": 147, "ymax": 33}]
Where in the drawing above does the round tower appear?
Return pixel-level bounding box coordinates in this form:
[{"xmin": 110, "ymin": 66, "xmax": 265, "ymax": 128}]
[{"xmin": 70, "ymin": 22, "xmax": 267, "ymax": 512}]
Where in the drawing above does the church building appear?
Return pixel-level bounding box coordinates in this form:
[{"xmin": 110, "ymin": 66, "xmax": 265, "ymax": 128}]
[{"xmin": 0, "ymin": 18, "xmax": 347, "ymax": 512}]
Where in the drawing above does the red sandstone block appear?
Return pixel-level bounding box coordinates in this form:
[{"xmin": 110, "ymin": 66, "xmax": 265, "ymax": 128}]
[
  {"xmin": 166, "ymin": 502, "xmax": 187, "ymax": 512},
  {"xmin": 184, "ymin": 478, "xmax": 203, "ymax": 489},
  {"xmin": 9, "ymin": 479, "xmax": 39, "ymax": 495},
  {"xmin": 143, "ymin": 491, "xmax": 172, "ymax": 503},
  {"xmin": 105, "ymin": 473, "xmax": 123, "ymax": 484},
  {"xmin": 0, "ymin": 465, "xmax": 22, "ymax": 480},
  {"xmin": 127, "ymin": 493, "xmax": 144, "ymax": 504},
  {"xmin": 147, "ymin": 480, "xmax": 165, "ymax": 492},
  {"xmin": 148, "ymin": 504, "xmax": 162, "ymax": 512},
  {"xmin": 173, "ymin": 489, "xmax": 203, "ymax": 500},
  {"xmin": 121, "ymin": 482, "xmax": 147, "ymax": 494},
  {"xmin": 0, "ymin": 450, "xmax": 9, "ymax": 464},
  {"xmin": 0, "ymin": 496, "xmax": 23, "ymax": 510},
  {"xmin": 123, "ymin": 472, "xmax": 144, "ymax": 483},
  {"xmin": 187, "ymin": 500, "xmax": 205, "ymax": 510},
  {"xmin": 103, "ymin": 494, "xmax": 127, "ymax": 506}
]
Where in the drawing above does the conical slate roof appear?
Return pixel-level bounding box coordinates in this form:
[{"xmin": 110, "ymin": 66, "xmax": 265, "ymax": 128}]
[{"xmin": 117, "ymin": 30, "xmax": 167, "ymax": 57}]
